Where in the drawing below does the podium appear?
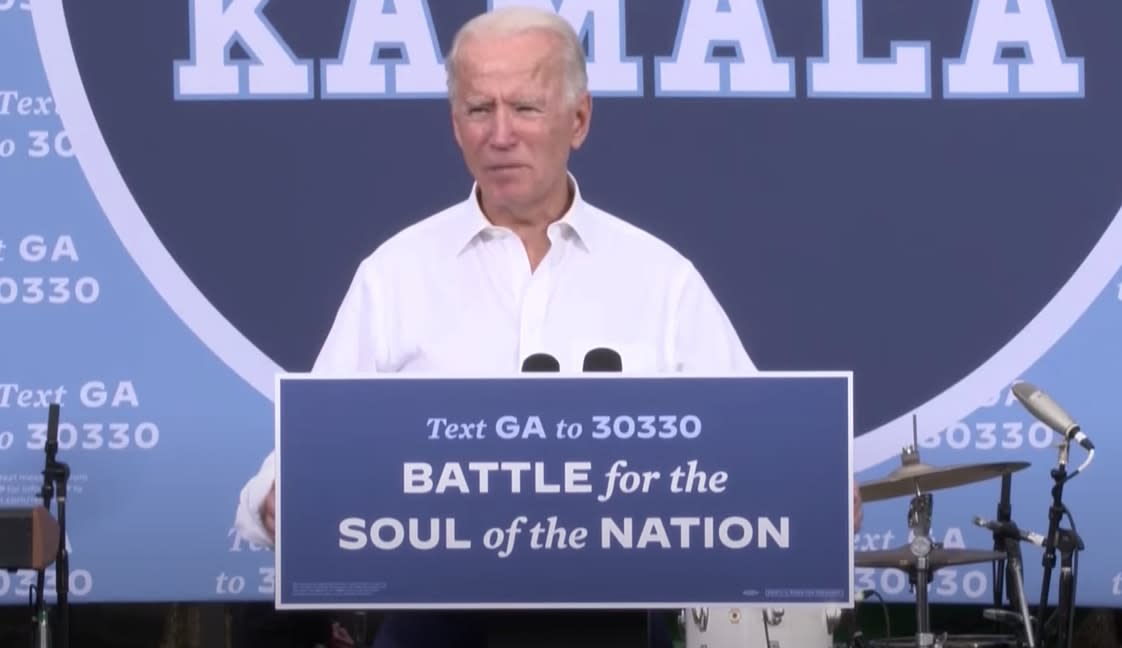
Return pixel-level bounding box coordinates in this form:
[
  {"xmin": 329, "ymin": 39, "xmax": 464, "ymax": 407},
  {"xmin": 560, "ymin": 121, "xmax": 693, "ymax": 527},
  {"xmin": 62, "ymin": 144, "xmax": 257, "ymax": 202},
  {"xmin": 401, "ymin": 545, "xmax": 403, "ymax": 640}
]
[{"xmin": 273, "ymin": 372, "xmax": 854, "ymax": 645}]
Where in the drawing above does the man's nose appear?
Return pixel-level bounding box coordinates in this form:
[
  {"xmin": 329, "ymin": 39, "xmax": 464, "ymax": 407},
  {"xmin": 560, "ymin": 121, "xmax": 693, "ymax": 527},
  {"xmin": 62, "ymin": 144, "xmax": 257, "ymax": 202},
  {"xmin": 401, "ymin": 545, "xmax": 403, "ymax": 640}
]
[{"xmin": 489, "ymin": 108, "xmax": 517, "ymax": 148}]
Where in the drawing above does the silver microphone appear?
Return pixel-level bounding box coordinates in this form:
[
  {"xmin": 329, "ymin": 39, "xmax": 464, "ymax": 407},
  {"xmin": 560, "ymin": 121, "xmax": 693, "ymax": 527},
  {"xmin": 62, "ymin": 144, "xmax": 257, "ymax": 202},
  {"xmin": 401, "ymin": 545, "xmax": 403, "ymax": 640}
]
[
  {"xmin": 1011, "ymin": 382, "xmax": 1094, "ymax": 451},
  {"xmin": 973, "ymin": 515, "xmax": 1045, "ymax": 547}
]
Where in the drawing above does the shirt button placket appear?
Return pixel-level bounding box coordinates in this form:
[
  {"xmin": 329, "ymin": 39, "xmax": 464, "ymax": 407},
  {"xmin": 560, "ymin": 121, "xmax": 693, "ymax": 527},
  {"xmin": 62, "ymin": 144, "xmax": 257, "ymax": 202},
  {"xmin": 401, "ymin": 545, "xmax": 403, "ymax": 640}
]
[{"xmin": 519, "ymin": 252, "xmax": 555, "ymax": 363}]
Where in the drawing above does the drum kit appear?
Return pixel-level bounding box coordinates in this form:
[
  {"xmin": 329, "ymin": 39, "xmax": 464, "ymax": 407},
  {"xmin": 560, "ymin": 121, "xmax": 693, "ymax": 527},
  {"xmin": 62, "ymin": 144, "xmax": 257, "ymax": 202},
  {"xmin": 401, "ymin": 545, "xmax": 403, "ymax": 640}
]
[{"xmin": 682, "ymin": 391, "xmax": 1093, "ymax": 648}]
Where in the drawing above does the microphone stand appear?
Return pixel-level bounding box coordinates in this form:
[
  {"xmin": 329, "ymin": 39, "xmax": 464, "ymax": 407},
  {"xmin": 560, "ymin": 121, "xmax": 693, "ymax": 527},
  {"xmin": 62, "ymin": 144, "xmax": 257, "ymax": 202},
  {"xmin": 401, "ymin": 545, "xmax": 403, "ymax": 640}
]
[
  {"xmin": 47, "ymin": 458, "xmax": 70, "ymax": 648},
  {"xmin": 1036, "ymin": 439, "xmax": 1083, "ymax": 648},
  {"xmin": 34, "ymin": 404, "xmax": 70, "ymax": 648},
  {"xmin": 34, "ymin": 463, "xmax": 52, "ymax": 648}
]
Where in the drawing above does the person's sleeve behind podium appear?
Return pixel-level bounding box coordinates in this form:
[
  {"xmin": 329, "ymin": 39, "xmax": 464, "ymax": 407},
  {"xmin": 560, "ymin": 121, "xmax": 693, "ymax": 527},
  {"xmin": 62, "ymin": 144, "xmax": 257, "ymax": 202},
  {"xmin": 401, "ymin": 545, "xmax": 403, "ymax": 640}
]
[
  {"xmin": 236, "ymin": 452, "xmax": 279, "ymax": 548},
  {"xmin": 233, "ymin": 257, "xmax": 389, "ymax": 548},
  {"xmin": 667, "ymin": 261, "xmax": 757, "ymax": 374}
]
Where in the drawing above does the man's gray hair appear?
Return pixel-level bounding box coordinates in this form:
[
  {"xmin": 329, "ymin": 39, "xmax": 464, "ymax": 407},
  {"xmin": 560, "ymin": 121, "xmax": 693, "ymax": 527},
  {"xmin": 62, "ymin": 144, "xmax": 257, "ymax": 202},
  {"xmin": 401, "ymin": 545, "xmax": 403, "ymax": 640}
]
[{"xmin": 445, "ymin": 6, "xmax": 589, "ymax": 105}]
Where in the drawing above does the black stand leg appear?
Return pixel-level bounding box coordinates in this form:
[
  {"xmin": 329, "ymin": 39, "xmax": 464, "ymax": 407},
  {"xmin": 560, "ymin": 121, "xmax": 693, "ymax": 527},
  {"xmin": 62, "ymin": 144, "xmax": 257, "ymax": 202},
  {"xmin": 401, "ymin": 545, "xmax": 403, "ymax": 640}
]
[
  {"xmin": 1001, "ymin": 537, "xmax": 1035, "ymax": 648},
  {"xmin": 1044, "ymin": 527, "xmax": 1083, "ymax": 648}
]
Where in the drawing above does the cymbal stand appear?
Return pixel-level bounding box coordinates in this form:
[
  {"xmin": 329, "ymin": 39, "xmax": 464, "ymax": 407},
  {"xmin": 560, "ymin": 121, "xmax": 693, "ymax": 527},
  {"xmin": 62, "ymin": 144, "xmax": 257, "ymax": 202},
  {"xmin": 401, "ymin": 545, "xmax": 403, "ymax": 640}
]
[
  {"xmin": 906, "ymin": 488, "xmax": 934, "ymax": 648},
  {"xmin": 897, "ymin": 417, "xmax": 936, "ymax": 648},
  {"xmin": 980, "ymin": 474, "xmax": 1035, "ymax": 648},
  {"xmin": 991, "ymin": 474, "xmax": 1010, "ymax": 610}
]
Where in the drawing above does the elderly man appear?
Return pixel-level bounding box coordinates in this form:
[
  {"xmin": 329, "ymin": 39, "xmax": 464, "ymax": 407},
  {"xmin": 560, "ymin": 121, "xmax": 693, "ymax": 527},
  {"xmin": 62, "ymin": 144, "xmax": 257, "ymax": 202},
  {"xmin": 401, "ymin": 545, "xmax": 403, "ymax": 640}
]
[{"xmin": 235, "ymin": 6, "xmax": 861, "ymax": 647}]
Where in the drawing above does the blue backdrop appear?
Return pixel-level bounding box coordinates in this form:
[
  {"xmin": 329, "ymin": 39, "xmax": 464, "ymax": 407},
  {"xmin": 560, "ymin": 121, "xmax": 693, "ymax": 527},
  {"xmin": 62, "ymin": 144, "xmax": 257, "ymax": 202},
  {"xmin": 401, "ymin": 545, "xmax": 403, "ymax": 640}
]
[{"xmin": 1, "ymin": 0, "xmax": 1120, "ymax": 608}]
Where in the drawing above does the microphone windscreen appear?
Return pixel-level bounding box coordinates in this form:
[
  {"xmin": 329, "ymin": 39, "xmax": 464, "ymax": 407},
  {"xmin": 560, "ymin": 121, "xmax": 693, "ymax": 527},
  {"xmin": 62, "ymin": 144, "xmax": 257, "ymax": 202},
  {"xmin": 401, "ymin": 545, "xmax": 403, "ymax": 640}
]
[
  {"xmin": 1011, "ymin": 381, "xmax": 1077, "ymax": 433},
  {"xmin": 521, "ymin": 353, "xmax": 560, "ymax": 372},
  {"xmin": 1011, "ymin": 381, "xmax": 1038, "ymax": 405},
  {"xmin": 582, "ymin": 348, "xmax": 622, "ymax": 372}
]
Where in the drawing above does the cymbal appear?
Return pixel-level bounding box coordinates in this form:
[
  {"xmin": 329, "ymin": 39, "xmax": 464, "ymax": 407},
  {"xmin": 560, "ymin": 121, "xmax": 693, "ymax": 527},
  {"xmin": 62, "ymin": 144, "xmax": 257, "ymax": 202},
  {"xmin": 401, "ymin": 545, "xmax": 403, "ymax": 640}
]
[
  {"xmin": 858, "ymin": 460, "xmax": 1030, "ymax": 502},
  {"xmin": 856, "ymin": 546, "xmax": 1006, "ymax": 570}
]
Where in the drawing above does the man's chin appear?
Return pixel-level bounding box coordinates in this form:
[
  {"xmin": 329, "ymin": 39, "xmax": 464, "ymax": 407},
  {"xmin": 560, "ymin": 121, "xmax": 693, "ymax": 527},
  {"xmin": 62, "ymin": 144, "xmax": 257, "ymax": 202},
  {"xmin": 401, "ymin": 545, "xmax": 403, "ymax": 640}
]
[{"xmin": 478, "ymin": 186, "xmax": 533, "ymax": 212}]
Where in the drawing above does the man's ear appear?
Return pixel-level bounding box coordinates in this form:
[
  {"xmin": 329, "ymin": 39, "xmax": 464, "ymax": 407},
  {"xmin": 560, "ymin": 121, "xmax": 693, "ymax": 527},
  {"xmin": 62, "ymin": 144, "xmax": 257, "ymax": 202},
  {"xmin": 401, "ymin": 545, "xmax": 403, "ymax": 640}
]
[{"xmin": 570, "ymin": 91, "xmax": 592, "ymax": 150}]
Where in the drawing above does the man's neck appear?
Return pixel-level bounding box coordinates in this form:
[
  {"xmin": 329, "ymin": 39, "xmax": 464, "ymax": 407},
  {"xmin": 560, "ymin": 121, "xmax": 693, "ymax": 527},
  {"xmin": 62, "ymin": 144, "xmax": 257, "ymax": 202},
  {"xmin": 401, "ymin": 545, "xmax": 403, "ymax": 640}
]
[{"xmin": 480, "ymin": 178, "xmax": 574, "ymax": 272}]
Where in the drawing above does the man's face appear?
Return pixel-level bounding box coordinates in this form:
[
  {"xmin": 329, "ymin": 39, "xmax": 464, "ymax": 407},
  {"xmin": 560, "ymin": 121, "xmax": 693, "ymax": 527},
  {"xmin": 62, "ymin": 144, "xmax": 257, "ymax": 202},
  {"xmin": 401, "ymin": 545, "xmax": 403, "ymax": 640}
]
[{"xmin": 450, "ymin": 29, "xmax": 591, "ymax": 216}]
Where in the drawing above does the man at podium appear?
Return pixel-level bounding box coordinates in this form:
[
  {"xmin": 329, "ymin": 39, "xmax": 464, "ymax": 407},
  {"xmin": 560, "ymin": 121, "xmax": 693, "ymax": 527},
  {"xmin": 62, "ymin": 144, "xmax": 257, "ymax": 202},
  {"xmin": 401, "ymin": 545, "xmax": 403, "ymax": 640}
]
[{"xmin": 234, "ymin": 6, "xmax": 861, "ymax": 647}]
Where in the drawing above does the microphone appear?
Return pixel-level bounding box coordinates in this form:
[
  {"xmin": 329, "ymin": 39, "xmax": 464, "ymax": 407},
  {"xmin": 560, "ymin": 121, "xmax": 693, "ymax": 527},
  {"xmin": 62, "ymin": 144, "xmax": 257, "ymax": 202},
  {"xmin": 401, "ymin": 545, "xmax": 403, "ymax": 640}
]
[
  {"xmin": 1011, "ymin": 382, "xmax": 1093, "ymax": 451},
  {"xmin": 973, "ymin": 516, "xmax": 1045, "ymax": 548},
  {"xmin": 582, "ymin": 347, "xmax": 622, "ymax": 372},
  {"xmin": 45, "ymin": 403, "xmax": 60, "ymax": 464},
  {"xmin": 521, "ymin": 353, "xmax": 560, "ymax": 372}
]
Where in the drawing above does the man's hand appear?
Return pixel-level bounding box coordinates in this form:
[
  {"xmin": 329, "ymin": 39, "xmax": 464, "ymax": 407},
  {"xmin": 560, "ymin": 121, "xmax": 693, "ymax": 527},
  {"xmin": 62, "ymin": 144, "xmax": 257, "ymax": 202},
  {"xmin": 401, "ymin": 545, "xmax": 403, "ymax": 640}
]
[
  {"xmin": 330, "ymin": 622, "xmax": 356, "ymax": 648},
  {"xmin": 261, "ymin": 480, "xmax": 276, "ymax": 541},
  {"xmin": 853, "ymin": 482, "xmax": 863, "ymax": 534}
]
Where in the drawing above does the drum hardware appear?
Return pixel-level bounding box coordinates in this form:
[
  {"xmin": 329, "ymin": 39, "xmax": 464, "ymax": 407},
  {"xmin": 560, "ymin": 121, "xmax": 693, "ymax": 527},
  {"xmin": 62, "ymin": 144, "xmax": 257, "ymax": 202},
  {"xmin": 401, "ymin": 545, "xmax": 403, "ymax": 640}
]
[
  {"xmin": 763, "ymin": 608, "xmax": 783, "ymax": 626},
  {"xmin": 761, "ymin": 608, "xmax": 778, "ymax": 648},
  {"xmin": 982, "ymin": 608, "xmax": 1036, "ymax": 636},
  {"xmin": 990, "ymin": 471, "xmax": 1014, "ymax": 611},
  {"xmin": 866, "ymin": 634, "xmax": 1021, "ymax": 647},
  {"xmin": 679, "ymin": 385, "xmax": 1095, "ymax": 648},
  {"xmin": 680, "ymin": 606, "xmax": 838, "ymax": 647},
  {"xmin": 684, "ymin": 607, "xmax": 710, "ymax": 633},
  {"xmin": 855, "ymin": 546, "xmax": 1005, "ymax": 570},
  {"xmin": 826, "ymin": 609, "xmax": 843, "ymax": 635},
  {"xmin": 851, "ymin": 423, "xmax": 941, "ymax": 648},
  {"xmin": 856, "ymin": 453, "xmax": 1030, "ymax": 503},
  {"xmin": 974, "ymin": 472, "xmax": 1035, "ymax": 648},
  {"xmin": 905, "ymin": 482, "xmax": 934, "ymax": 648},
  {"xmin": 855, "ymin": 416, "xmax": 1033, "ymax": 648}
]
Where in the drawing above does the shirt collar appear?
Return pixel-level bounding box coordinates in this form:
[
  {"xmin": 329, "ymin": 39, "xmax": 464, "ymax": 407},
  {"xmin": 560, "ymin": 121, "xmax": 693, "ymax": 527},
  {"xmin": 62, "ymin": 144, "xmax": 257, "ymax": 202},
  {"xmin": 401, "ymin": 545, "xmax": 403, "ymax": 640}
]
[{"xmin": 451, "ymin": 172, "xmax": 595, "ymax": 256}]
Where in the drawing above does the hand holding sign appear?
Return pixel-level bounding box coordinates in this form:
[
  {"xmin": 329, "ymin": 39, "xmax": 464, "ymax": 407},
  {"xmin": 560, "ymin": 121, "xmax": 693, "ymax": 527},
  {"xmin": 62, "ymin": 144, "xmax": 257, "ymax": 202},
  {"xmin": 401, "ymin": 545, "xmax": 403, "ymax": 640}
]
[{"xmin": 261, "ymin": 481, "xmax": 276, "ymax": 542}]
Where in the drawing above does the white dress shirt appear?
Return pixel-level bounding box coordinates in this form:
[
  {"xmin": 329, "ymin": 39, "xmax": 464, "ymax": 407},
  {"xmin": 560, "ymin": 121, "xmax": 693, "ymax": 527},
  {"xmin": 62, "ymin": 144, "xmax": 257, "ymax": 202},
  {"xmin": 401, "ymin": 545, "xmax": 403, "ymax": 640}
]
[{"xmin": 234, "ymin": 175, "xmax": 757, "ymax": 547}]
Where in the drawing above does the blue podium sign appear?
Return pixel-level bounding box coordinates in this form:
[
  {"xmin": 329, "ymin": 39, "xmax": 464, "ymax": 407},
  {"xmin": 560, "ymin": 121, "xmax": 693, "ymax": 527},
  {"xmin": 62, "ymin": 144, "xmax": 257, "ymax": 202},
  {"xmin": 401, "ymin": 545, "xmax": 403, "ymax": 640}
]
[{"xmin": 274, "ymin": 373, "xmax": 854, "ymax": 610}]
